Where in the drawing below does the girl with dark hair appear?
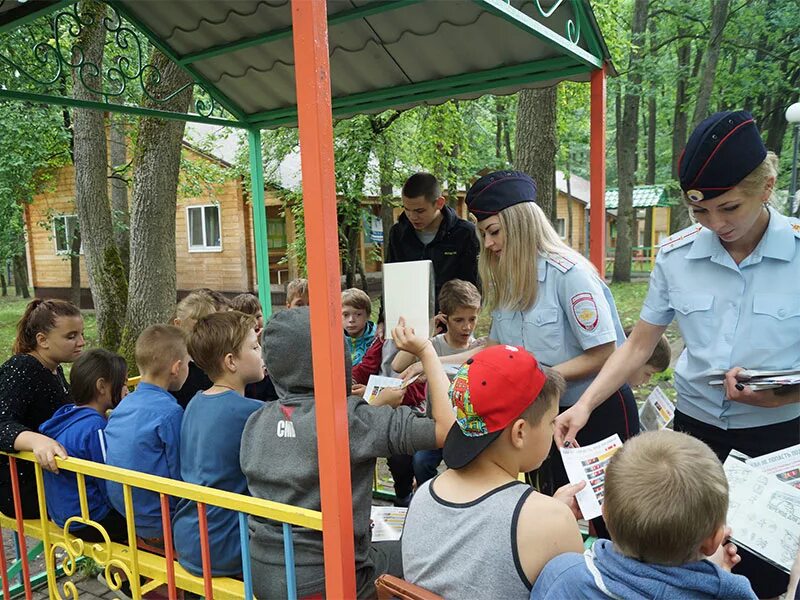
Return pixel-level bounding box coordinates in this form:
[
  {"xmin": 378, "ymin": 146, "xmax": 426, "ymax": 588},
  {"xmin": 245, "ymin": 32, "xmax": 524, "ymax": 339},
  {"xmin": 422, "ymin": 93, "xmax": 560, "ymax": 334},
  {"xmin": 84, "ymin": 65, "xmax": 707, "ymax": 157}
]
[
  {"xmin": 0, "ymin": 298, "xmax": 84, "ymax": 517},
  {"xmin": 39, "ymin": 348, "xmax": 128, "ymax": 541}
]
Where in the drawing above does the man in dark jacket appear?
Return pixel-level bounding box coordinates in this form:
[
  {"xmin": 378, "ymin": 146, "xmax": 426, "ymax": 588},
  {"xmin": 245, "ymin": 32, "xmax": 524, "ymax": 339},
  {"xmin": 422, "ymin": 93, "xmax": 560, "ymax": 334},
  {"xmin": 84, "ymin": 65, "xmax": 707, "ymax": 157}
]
[{"xmin": 386, "ymin": 173, "xmax": 480, "ymax": 312}]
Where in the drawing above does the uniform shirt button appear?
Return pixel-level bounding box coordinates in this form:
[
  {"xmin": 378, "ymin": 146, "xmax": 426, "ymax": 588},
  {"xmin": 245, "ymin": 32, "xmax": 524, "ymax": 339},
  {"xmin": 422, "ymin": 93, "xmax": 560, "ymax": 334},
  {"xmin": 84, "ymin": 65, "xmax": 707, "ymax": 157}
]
[
  {"xmin": 682, "ymin": 304, "xmax": 689, "ymax": 312},
  {"xmin": 778, "ymin": 308, "xmax": 786, "ymax": 317},
  {"xmin": 535, "ymin": 317, "xmax": 542, "ymax": 324}
]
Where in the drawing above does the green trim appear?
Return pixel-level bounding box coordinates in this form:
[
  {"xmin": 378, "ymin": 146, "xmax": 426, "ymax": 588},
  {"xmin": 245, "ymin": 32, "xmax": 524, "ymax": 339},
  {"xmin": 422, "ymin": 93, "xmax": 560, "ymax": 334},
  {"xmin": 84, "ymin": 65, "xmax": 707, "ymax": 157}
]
[
  {"xmin": 0, "ymin": 0, "xmax": 76, "ymax": 35},
  {"xmin": 572, "ymin": 0, "xmax": 603, "ymax": 60},
  {"xmin": 106, "ymin": 0, "xmax": 248, "ymax": 122},
  {"xmin": 4, "ymin": 541, "xmax": 44, "ymax": 581},
  {"xmin": 248, "ymin": 128, "xmax": 273, "ymax": 315},
  {"xmin": 179, "ymin": 0, "xmax": 423, "ymax": 66},
  {"xmin": 249, "ymin": 56, "xmax": 580, "ymax": 124},
  {"xmin": 0, "ymin": 88, "xmax": 246, "ymax": 127},
  {"xmin": 474, "ymin": 0, "xmax": 602, "ymax": 69},
  {"xmin": 253, "ymin": 62, "xmax": 589, "ymax": 129}
]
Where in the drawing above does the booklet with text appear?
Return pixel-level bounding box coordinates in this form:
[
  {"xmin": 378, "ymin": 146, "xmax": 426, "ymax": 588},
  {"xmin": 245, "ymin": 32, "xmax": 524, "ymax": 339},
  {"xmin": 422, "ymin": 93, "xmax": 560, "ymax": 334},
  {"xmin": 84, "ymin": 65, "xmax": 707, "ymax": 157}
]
[{"xmin": 560, "ymin": 434, "xmax": 623, "ymax": 520}]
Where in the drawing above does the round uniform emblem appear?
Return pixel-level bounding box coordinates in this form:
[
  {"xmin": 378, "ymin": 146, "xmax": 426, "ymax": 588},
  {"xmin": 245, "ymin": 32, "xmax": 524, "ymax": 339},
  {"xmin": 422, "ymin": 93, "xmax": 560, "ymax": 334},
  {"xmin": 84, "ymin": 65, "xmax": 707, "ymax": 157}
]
[
  {"xmin": 686, "ymin": 189, "xmax": 704, "ymax": 202},
  {"xmin": 571, "ymin": 293, "xmax": 598, "ymax": 331}
]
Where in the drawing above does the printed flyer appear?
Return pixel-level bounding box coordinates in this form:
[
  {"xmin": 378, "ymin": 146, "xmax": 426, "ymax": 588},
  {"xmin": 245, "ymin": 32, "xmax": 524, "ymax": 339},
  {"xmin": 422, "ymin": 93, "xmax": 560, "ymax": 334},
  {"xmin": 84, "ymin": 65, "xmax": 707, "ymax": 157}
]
[
  {"xmin": 370, "ymin": 506, "xmax": 408, "ymax": 542},
  {"xmin": 638, "ymin": 386, "xmax": 675, "ymax": 432},
  {"xmin": 746, "ymin": 443, "xmax": 800, "ymax": 490},
  {"xmin": 559, "ymin": 434, "xmax": 624, "ymax": 520}
]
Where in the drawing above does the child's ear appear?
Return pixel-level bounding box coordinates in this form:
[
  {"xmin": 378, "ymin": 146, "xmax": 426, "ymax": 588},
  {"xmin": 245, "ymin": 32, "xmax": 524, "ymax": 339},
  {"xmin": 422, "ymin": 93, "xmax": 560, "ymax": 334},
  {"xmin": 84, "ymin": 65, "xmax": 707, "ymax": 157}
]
[
  {"xmin": 35, "ymin": 331, "xmax": 49, "ymax": 349},
  {"xmin": 171, "ymin": 358, "xmax": 183, "ymax": 377},
  {"xmin": 173, "ymin": 318, "xmax": 181, "ymax": 327},
  {"xmin": 95, "ymin": 377, "xmax": 109, "ymax": 398},
  {"xmin": 509, "ymin": 419, "xmax": 527, "ymax": 450},
  {"xmin": 698, "ymin": 524, "xmax": 727, "ymax": 557},
  {"xmin": 223, "ymin": 352, "xmax": 236, "ymax": 372}
]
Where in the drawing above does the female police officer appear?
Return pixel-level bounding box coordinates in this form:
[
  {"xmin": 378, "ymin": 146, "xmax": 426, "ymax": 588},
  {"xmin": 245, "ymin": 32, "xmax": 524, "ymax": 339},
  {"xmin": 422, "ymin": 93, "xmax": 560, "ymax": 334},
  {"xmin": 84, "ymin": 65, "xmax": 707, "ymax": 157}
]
[
  {"xmin": 555, "ymin": 110, "xmax": 800, "ymax": 596},
  {"xmin": 464, "ymin": 170, "xmax": 638, "ymax": 535}
]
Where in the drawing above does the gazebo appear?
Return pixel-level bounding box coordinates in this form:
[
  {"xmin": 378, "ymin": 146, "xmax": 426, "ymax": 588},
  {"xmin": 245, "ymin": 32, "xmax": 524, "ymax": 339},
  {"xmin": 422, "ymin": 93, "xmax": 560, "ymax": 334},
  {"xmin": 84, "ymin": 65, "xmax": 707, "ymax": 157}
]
[{"xmin": 0, "ymin": 1, "xmax": 613, "ymax": 596}]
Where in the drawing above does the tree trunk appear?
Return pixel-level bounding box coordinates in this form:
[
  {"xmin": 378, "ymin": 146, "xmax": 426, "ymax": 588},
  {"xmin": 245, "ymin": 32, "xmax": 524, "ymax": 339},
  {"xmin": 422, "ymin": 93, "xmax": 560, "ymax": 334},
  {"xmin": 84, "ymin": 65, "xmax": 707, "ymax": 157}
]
[
  {"xmin": 70, "ymin": 229, "xmax": 82, "ymax": 307},
  {"xmin": 646, "ymin": 16, "xmax": 658, "ymax": 187},
  {"xmin": 0, "ymin": 272, "xmax": 6, "ymax": 296},
  {"xmin": 118, "ymin": 50, "xmax": 192, "ymax": 370},
  {"xmin": 12, "ymin": 254, "xmax": 29, "ymax": 299},
  {"xmin": 71, "ymin": 0, "xmax": 127, "ymax": 349},
  {"xmin": 691, "ymin": 0, "xmax": 730, "ymax": 129},
  {"xmin": 110, "ymin": 115, "xmax": 130, "ymax": 277},
  {"xmin": 670, "ymin": 34, "xmax": 692, "ymax": 234},
  {"xmin": 613, "ymin": 0, "xmax": 649, "ymax": 283},
  {"xmin": 515, "ymin": 86, "xmax": 558, "ymax": 220}
]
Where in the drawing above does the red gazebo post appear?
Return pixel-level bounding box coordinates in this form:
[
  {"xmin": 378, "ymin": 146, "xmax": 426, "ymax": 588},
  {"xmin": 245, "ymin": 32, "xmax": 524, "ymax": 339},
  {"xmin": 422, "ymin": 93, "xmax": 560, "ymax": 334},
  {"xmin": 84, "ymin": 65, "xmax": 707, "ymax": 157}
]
[
  {"xmin": 291, "ymin": 0, "xmax": 357, "ymax": 598},
  {"xmin": 589, "ymin": 65, "xmax": 607, "ymax": 277}
]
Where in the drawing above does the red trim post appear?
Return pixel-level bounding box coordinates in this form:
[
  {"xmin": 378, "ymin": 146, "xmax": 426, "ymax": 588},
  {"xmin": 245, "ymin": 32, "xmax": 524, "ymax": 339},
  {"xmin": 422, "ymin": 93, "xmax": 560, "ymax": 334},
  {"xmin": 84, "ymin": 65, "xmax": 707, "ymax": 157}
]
[
  {"xmin": 197, "ymin": 503, "xmax": 214, "ymax": 599},
  {"xmin": 8, "ymin": 457, "xmax": 32, "ymax": 599},
  {"xmin": 290, "ymin": 0, "xmax": 357, "ymax": 598},
  {"xmin": 160, "ymin": 494, "xmax": 177, "ymax": 599},
  {"xmin": 589, "ymin": 65, "xmax": 607, "ymax": 277}
]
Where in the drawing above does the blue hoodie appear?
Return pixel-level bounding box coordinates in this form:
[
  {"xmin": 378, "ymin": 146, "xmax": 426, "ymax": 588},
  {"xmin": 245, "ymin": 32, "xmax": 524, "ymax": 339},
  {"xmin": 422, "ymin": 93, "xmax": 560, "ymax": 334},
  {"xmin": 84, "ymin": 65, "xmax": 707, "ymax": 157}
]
[
  {"xmin": 39, "ymin": 405, "xmax": 113, "ymax": 527},
  {"xmin": 531, "ymin": 539, "xmax": 757, "ymax": 600}
]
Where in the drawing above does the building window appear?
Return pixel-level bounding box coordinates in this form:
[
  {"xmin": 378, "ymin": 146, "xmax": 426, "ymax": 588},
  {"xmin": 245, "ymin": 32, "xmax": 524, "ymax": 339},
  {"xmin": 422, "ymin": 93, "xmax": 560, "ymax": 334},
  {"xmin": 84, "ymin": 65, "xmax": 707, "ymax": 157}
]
[
  {"xmin": 187, "ymin": 205, "xmax": 221, "ymax": 251},
  {"xmin": 53, "ymin": 215, "xmax": 81, "ymax": 255},
  {"xmin": 555, "ymin": 218, "xmax": 566, "ymax": 238},
  {"xmin": 267, "ymin": 218, "xmax": 287, "ymax": 250}
]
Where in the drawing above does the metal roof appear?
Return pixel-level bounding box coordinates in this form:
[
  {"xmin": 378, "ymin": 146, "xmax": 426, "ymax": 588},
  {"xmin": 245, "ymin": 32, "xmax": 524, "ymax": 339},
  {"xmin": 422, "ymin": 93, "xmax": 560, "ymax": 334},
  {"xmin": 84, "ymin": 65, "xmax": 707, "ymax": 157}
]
[
  {"xmin": 0, "ymin": 0, "xmax": 612, "ymax": 128},
  {"xmin": 604, "ymin": 185, "xmax": 672, "ymax": 209}
]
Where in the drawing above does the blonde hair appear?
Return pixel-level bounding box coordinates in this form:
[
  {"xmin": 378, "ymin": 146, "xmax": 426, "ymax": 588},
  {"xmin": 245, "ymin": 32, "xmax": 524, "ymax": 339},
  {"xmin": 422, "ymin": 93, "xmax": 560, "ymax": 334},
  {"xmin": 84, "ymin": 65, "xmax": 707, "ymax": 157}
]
[
  {"xmin": 341, "ymin": 288, "xmax": 371, "ymax": 313},
  {"xmin": 135, "ymin": 325, "xmax": 188, "ymax": 377},
  {"xmin": 604, "ymin": 431, "xmax": 728, "ymax": 565},
  {"xmin": 188, "ymin": 311, "xmax": 256, "ymax": 380},
  {"xmin": 438, "ymin": 279, "xmax": 481, "ymax": 315},
  {"xmin": 478, "ymin": 202, "xmax": 596, "ymax": 312},
  {"xmin": 286, "ymin": 278, "xmax": 309, "ymax": 304},
  {"xmin": 230, "ymin": 293, "xmax": 262, "ymax": 316},
  {"xmin": 175, "ymin": 292, "xmax": 216, "ymax": 324},
  {"xmin": 683, "ymin": 151, "xmax": 779, "ymax": 207}
]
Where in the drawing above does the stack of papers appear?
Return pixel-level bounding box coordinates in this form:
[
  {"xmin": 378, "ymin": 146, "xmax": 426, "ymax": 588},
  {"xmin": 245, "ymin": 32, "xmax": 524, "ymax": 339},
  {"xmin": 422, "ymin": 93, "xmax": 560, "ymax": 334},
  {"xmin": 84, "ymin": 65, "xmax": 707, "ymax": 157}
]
[{"xmin": 709, "ymin": 367, "xmax": 800, "ymax": 391}]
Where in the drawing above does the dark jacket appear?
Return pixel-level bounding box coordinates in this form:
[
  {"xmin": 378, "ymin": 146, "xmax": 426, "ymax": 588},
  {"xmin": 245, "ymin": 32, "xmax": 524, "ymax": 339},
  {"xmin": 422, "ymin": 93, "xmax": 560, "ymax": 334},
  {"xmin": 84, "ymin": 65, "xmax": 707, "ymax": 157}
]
[{"xmin": 386, "ymin": 205, "xmax": 479, "ymax": 310}]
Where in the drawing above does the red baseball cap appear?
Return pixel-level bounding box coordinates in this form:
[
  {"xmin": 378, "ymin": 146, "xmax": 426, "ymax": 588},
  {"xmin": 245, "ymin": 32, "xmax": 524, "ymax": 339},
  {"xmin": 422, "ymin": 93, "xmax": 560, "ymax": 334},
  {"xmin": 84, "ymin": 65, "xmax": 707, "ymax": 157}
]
[{"xmin": 443, "ymin": 344, "xmax": 547, "ymax": 469}]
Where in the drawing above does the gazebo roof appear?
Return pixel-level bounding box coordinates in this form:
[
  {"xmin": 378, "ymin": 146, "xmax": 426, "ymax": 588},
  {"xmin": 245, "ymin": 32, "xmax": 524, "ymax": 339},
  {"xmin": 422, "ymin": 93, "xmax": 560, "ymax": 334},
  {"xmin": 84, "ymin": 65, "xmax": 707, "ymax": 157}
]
[
  {"xmin": 0, "ymin": 0, "xmax": 612, "ymax": 128},
  {"xmin": 604, "ymin": 185, "xmax": 674, "ymax": 209}
]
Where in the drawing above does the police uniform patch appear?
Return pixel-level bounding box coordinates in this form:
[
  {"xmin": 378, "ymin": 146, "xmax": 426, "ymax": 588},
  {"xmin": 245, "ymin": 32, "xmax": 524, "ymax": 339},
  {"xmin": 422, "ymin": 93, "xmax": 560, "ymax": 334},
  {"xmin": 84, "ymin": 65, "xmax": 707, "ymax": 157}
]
[{"xmin": 571, "ymin": 293, "xmax": 598, "ymax": 331}]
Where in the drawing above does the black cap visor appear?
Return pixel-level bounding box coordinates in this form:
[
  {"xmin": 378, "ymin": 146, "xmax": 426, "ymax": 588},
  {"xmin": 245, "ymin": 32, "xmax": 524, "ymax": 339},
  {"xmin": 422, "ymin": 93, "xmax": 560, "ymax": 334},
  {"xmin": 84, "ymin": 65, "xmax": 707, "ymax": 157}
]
[{"xmin": 442, "ymin": 423, "xmax": 504, "ymax": 469}]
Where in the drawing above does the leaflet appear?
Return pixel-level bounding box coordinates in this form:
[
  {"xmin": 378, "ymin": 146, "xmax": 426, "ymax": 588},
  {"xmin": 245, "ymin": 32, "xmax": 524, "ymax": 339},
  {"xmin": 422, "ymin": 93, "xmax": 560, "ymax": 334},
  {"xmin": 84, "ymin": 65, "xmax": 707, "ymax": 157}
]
[
  {"xmin": 746, "ymin": 443, "xmax": 800, "ymax": 490},
  {"xmin": 638, "ymin": 386, "xmax": 675, "ymax": 432},
  {"xmin": 370, "ymin": 506, "xmax": 408, "ymax": 542},
  {"xmin": 723, "ymin": 457, "xmax": 800, "ymax": 573},
  {"xmin": 363, "ymin": 375, "xmax": 403, "ymax": 404},
  {"xmin": 559, "ymin": 434, "xmax": 623, "ymax": 520}
]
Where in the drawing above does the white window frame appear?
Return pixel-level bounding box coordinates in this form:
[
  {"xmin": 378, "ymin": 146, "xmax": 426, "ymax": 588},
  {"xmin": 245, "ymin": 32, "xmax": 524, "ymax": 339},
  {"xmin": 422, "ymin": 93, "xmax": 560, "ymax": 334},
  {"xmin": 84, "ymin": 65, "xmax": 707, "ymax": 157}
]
[
  {"xmin": 555, "ymin": 217, "xmax": 566, "ymax": 239},
  {"xmin": 186, "ymin": 204, "xmax": 222, "ymax": 253},
  {"xmin": 52, "ymin": 214, "xmax": 82, "ymax": 255}
]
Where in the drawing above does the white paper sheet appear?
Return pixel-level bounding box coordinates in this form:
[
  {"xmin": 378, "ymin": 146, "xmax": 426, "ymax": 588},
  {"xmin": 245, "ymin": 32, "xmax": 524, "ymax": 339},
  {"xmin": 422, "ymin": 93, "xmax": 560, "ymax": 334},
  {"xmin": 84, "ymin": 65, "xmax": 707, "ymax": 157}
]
[
  {"xmin": 638, "ymin": 386, "xmax": 675, "ymax": 432},
  {"xmin": 747, "ymin": 443, "xmax": 800, "ymax": 490},
  {"xmin": 370, "ymin": 506, "xmax": 408, "ymax": 542},
  {"xmin": 559, "ymin": 434, "xmax": 623, "ymax": 520},
  {"xmin": 723, "ymin": 457, "xmax": 800, "ymax": 573},
  {"xmin": 363, "ymin": 375, "xmax": 403, "ymax": 404},
  {"xmin": 383, "ymin": 261, "xmax": 433, "ymax": 340}
]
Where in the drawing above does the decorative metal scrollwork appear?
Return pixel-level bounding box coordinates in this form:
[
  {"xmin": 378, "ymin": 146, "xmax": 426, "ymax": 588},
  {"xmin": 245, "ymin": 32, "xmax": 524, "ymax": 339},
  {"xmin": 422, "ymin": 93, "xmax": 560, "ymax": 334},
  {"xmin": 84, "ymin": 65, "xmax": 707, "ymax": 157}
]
[
  {"xmin": 533, "ymin": 0, "xmax": 581, "ymax": 45},
  {"xmin": 0, "ymin": 1, "xmax": 227, "ymax": 119}
]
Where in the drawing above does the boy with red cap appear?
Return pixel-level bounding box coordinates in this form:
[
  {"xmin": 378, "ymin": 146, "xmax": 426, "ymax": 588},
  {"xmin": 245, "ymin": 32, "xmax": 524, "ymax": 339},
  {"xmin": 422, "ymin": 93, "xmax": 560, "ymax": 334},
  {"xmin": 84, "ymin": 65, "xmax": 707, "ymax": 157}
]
[{"xmin": 401, "ymin": 345, "xmax": 586, "ymax": 599}]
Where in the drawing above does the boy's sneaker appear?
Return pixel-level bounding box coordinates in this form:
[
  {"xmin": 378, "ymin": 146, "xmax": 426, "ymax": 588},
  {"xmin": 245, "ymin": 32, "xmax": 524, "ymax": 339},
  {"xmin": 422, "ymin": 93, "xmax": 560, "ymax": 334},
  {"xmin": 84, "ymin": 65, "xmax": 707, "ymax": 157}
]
[{"xmin": 394, "ymin": 492, "xmax": 413, "ymax": 508}]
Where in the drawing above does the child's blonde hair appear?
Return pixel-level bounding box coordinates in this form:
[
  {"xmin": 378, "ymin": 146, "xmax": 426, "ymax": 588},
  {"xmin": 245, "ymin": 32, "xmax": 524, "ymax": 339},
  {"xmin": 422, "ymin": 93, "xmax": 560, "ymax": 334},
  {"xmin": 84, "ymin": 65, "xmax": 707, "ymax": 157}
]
[
  {"xmin": 438, "ymin": 280, "xmax": 481, "ymax": 316},
  {"xmin": 604, "ymin": 431, "xmax": 728, "ymax": 565},
  {"xmin": 286, "ymin": 278, "xmax": 309, "ymax": 305},
  {"xmin": 230, "ymin": 293, "xmax": 262, "ymax": 316},
  {"xmin": 135, "ymin": 325, "xmax": 188, "ymax": 377},
  {"xmin": 624, "ymin": 326, "xmax": 671, "ymax": 371},
  {"xmin": 477, "ymin": 201, "xmax": 595, "ymax": 312},
  {"xmin": 189, "ymin": 311, "xmax": 256, "ymax": 380},
  {"xmin": 175, "ymin": 292, "xmax": 216, "ymax": 324},
  {"xmin": 341, "ymin": 288, "xmax": 371, "ymax": 313}
]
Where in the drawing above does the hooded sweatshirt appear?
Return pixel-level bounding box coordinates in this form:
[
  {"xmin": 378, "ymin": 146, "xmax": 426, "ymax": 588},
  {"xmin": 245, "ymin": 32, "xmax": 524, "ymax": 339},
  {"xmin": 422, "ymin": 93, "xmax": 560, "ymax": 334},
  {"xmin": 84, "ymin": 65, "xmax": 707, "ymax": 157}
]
[
  {"xmin": 531, "ymin": 539, "xmax": 757, "ymax": 600},
  {"xmin": 39, "ymin": 404, "xmax": 113, "ymax": 527},
  {"xmin": 240, "ymin": 307, "xmax": 436, "ymax": 599}
]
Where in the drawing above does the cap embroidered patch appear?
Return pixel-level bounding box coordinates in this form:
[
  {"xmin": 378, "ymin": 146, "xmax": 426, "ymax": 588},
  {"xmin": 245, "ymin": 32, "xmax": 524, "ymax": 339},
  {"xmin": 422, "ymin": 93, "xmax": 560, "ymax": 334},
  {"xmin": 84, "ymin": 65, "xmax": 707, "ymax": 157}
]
[
  {"xmin": 450, "ymin": 364, "xmax": 487, "ymax": 437},
  {"xmin": 571, "ymin": 293, "xmax": 598, "ymax": 331}
]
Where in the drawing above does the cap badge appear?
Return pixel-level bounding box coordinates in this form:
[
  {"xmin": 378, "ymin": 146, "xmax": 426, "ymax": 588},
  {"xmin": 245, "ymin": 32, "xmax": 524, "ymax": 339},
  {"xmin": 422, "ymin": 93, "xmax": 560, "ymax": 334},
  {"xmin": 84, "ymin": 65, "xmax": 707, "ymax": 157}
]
[{"xmin": 686, "ymin": 189, "xmax": 704, "ymax": 202}]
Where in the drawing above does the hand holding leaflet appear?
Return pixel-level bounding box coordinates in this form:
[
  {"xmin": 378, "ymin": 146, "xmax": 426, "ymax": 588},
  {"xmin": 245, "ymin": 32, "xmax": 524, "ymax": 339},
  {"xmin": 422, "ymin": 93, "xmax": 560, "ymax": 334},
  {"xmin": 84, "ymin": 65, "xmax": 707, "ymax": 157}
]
[{"xmin": 559, "ymin": 434, "xmax": 623, "ymax": 520}]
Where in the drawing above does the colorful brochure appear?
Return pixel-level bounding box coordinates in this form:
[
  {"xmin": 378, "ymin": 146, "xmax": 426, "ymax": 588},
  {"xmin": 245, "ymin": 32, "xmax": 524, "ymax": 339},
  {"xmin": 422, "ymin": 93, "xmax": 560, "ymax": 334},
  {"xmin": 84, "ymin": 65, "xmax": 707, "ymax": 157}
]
[{"xmin": 559, "ymin": 434, "xmax": 624, "ymax": 520}]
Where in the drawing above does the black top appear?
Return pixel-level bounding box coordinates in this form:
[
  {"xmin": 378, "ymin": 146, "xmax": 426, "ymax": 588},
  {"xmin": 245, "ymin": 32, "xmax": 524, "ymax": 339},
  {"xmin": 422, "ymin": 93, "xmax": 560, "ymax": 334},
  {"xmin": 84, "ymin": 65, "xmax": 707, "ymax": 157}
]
[
  {"xmin": 0, "ymin": 353, "xmax": 70, "ymax": 453},
  {"xmin": 171, "ymin": 361, "xmax": 213, "ymax": 410},
  {"xmin": 386, "ymin": 205, "xmax": 480, "ymax": 312}
]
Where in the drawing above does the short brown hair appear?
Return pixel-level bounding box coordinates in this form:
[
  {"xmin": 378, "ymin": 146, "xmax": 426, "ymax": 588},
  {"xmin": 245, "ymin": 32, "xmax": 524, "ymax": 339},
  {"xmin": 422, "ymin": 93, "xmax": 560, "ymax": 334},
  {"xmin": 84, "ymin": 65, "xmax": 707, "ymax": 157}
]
[
  {"xmin": 188, "ymin": 311, "xmax": 256, "ymax": 380},
  {"xmin": 286, "ymin": 279, "xmax": 308, "ymax": 304},
  {"xmin": 135, "ymin": 325, "xmax": 188, "ymax": 377},
  {"xmin": 230, "ymin": 293, "xmax": 262, "ymax": 316},
  {"xmin": 13, "ymin": 298, "xmax": 82, "ymax": 354},
  {"xmin": 604, "ymin": 431, "xmax": 728, "ymax": 565},
  {"xmin": 175, "ymin": 292, "xmax": 216, "ymax": 324},
  {"xmin": 438, "ymin": 279, "xmax": 481, "ymax": 315},
  {"xmin": 341, "ymin": 288, "xmax": 371, "ymax": 313},
  {"xmin": 192, "ymin": 288, "xmax": 231, "ymax": 311},
  {"xmin": 625, "ymin": 327, "xmax": 671, "ymax": 371},
  {"xmin": 519, "ymin": 366, "xmax": 565, "ymax": 427}
]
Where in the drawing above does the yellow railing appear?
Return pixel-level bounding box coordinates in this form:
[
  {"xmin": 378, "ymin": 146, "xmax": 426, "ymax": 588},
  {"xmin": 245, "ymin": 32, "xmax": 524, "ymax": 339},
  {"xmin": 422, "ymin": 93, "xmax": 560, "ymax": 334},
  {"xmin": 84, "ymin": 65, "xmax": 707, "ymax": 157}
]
[{"xmin": 1, "ymin": 450, "xmax": 323, "ymax": 599}]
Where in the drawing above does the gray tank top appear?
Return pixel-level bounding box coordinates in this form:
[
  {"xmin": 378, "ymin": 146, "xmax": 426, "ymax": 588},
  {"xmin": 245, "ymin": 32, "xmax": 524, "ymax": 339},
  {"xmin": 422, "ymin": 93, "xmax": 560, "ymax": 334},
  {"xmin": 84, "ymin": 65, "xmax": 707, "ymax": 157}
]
[{"xmin": 401, "ymin": 477, "xmax": 534, "ymax": 600}]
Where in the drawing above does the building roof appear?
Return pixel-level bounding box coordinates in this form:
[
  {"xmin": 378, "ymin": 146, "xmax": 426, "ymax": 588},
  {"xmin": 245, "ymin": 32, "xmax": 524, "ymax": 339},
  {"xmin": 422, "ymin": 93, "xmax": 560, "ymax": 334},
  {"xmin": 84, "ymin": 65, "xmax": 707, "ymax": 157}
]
[
  {"xmin": 556, "ymin": 170, "xmax": 590, "ymax": 204},
  {"xmin": 604, "ymin": 185, "xmax": 672, "ymax": 209}
]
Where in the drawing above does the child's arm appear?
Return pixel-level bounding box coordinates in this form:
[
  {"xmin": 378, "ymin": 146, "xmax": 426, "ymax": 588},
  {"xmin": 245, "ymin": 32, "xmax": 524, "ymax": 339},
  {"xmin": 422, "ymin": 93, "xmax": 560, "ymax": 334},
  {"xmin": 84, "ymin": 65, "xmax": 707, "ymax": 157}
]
[
  {"xmin": 391, "ymin": 349, "xmax": 417, "ymax": 374},
  {"xmin": 159, "ymin": 409, "xmax": 183, "ymax": 481},
  {"xmin": 393, "ymin": 319, "xmax": 454, "ymax": 446}
]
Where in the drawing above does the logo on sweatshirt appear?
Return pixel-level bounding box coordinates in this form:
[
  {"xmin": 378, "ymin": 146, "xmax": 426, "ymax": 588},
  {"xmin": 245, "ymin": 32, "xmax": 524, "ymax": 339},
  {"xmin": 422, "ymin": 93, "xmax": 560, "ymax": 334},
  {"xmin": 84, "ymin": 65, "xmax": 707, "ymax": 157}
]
[{"xmin": 277, "ymin": 420, "xmax": 296, "ymax": 438}]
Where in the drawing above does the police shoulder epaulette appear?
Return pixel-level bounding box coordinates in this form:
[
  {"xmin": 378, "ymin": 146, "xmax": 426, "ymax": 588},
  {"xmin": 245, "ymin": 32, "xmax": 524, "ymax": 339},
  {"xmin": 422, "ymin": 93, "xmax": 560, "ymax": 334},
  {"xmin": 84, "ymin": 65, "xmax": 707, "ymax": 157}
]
[
  {"xmin": 545, "ymin": 252, "xmax": 576, "ymax": 273},
  {"xmin": 789, "ymin": 217, "xmax": 800, "ymax": 239},
  {"xmin": 658, "ymin": 223, "xmax": 703, "ymax": 254}
]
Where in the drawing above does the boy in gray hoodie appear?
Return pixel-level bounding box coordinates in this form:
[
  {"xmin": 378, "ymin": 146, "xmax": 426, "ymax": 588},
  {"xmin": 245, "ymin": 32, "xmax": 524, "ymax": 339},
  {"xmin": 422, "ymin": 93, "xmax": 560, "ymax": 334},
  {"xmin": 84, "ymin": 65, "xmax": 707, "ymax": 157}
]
[
  {"xmin": 240, "ymin": 307, "xmax": 453, "ymax": 599},
  {"xmin": 532, "ymin": 431, "xmax": 756, "ymax": 599}
]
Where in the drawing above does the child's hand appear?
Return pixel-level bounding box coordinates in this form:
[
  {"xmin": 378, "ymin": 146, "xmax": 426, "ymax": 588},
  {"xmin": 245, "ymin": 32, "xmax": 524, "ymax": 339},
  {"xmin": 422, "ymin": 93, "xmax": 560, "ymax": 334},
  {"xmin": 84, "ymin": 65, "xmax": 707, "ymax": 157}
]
[
  {"xmin": 392, "ymin": 317, "xmax": 432, "ymax": 357},
  {"xmin": 469, "ymin": 337, "xmax": 488, "ymax": 350},
  {"xmin": 433, "ymin": 313, "xmax": 447, "ymax": 335},
  {"xmin": 552, "ymin": 481, "xmax": 586, "ymax": 520},
  {"xmin": 352, "ymin": 383, "xmax": 366, "ymax": 397},
  {"xmin": 400, "ymin": 361, "xmax": 426, "ymax": 383},
  {"xmin": 373, "ymin": 386, "xmax": 405, "ymax": 408},
  {"xmin": 707, "ymin": 527, "xmax": 741, "ymax": 572}
]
